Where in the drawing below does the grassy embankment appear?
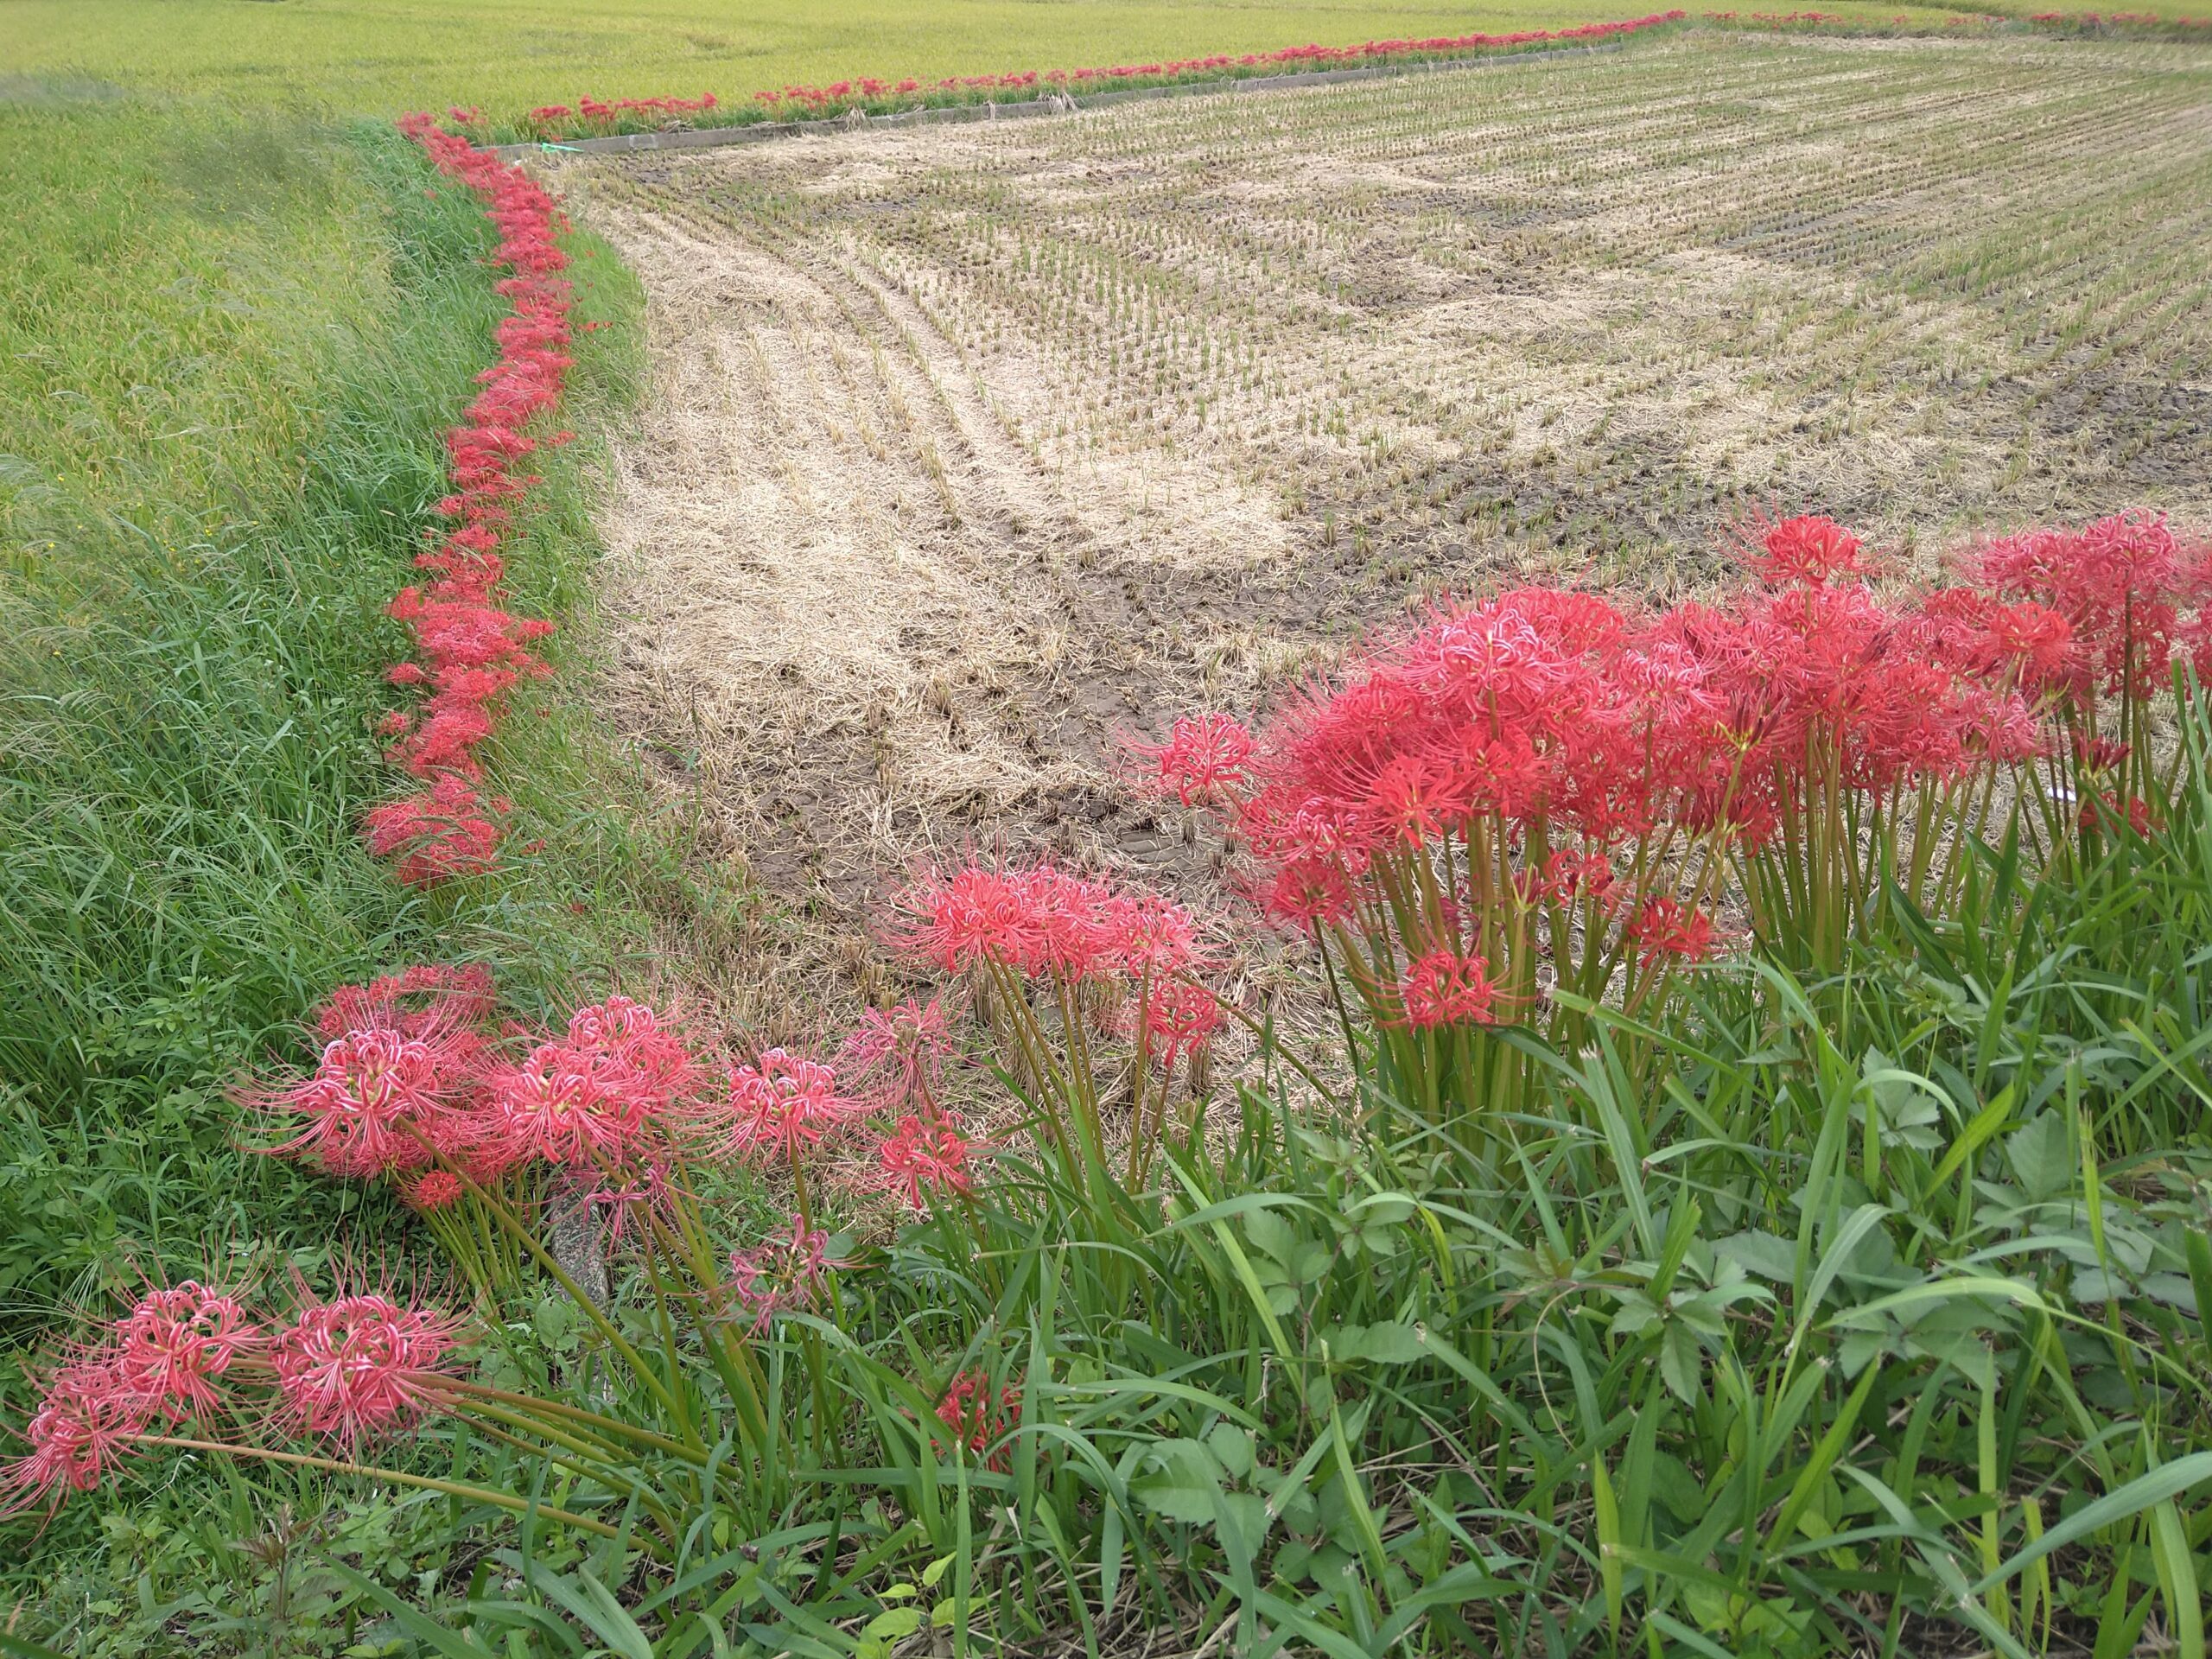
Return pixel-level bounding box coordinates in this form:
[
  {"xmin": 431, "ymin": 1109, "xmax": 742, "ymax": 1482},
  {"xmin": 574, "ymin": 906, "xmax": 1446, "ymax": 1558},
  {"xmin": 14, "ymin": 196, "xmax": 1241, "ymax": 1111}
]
[{"xmin": 5, "ymin": 0, "xmax": 1997, "ymax": 118}]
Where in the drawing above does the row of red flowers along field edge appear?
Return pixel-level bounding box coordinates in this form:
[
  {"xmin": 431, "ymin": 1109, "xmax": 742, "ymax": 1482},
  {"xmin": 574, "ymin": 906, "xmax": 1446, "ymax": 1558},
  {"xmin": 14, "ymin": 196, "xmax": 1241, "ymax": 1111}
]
[
  {"xmin": 442, "ymin": 10, "xmax": 1690, "ymax": 141},
  {"xmin": 1703, "ymin": 8, "xmax": 2209, "ymax": 30},
  {"xmin": 443, "ymin": 7, "xmax": 2212, "ymax": 144},
  {"xmin": 364, "ymin": 117, "xmax": 582, "ymax": 887}
]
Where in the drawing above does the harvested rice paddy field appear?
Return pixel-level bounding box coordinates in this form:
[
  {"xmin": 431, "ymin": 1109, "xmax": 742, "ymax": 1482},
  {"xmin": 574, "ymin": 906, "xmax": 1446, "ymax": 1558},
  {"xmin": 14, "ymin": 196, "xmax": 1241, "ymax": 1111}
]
[{"xmin": 575, "ymin": 33, "xmax": 2212, "ymax": 1008}]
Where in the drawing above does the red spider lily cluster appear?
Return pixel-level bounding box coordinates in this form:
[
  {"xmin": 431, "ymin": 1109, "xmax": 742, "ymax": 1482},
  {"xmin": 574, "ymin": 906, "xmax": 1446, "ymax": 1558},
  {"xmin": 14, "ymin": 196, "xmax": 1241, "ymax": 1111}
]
[
  {"xmin": 934, "ymin": 1370, "xmax": 1021, "ymax": 1471},
  {"xmin": 1704, "ymin": 10, "xmax": 2006, "ymax": 28},
  {"xmin": 373, "ymin": 118, "xmax": 576, "ymax": 886},
  {"xmin": 10, "ymin": 978, "xmax": 983, "ymax": 1511},
  {"xmin": 2028, "ymin": 10, "xmax": 2212, "ymax": 30},
  {"xmin": 505, "ymin": 14, "xmax": 1688, "ymax": 139},
  {"xmin": 520, "ymin": 93, "xmax": 717, "ymax": 139},
  {"xmin": 1134, "ymin": 510, "xmax": 2208, "ymax": 1115},
  {"xmin": 238, "ymin": 966, "xmax": 988, "ymax": 1320},
  {"xmin": 3, "ymin": 1278, "xmax": 460, "ymax": 1516},
  {"xmin": 247, "ymin": 970, "xmax": 939, "ymax": 1194},
  {"xmin": 884, "ymin": 861, "xmax": 1223, "ymax": 1186}
]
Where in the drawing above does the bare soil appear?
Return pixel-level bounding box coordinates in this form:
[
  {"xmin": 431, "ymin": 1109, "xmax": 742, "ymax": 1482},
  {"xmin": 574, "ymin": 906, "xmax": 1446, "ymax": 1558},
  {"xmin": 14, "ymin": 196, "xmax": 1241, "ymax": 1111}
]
[{"xmin": 565, "ymin": 34, "xmax": 2212, "ymax": 1030}]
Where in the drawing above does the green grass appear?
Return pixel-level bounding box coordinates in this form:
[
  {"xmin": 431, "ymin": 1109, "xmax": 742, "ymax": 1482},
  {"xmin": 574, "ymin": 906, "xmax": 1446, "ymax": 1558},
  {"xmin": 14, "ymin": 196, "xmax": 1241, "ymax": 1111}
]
[
  {"xmin": 0, "ymin": 93, "xmax": 686, "ymax": 1328},
  {"xmin": 0, "ymin": 0, "xmax": 1994, "ymax": 120}
]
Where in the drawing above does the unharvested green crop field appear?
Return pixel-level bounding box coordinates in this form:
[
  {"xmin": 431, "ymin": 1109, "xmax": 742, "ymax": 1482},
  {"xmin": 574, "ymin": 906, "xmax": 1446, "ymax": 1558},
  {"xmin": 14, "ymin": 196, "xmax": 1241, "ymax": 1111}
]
[{"xmin": 4, "ymin": 0, "xmax": 1986, "ymax": 117}]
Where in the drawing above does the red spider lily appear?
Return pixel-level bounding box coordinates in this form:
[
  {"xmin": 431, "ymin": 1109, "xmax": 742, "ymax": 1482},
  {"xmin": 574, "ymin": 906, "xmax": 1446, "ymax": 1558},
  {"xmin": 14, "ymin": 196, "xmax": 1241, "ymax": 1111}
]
[
  {"xmin": 363, "ymin": 775, "xmax": 508, "ymax": 888},
  {"xmin": 887, "ymin": 861, "xmax": 1194, "ymax": 982},
  {"xmin": 524, "ymin": 15, "xmax": 1687, "ymax": 137},
  {"xmin": 1626, "ymin": 899, "xmax": 1720, "ymax": 968},
  {"xmin": 710, "ymin": 1051, "xmax": 862, "ymax": 1163},
  {"xmin": 886, "ymin": 863, "xmax": 1053, "ymax": 975},
  {"xmin": 465, "ymin": 994, "xmax": 693, "ymax": 1170},
  {"xmin": 2079, "ymin": 792, "xmax": 2158, "ymax": 837},
  {"xmin": 725, "ymin": 1216, "xmax": 842, "ymax": 1332},
  {"xmin": 1543, "ymin": 849, "xmax": 1618, "ymax": 906},
  {"xmin": 1395, "ymin": 949, "xmax": 1503, "ymax": 1029},
  {"xmin": 480, "ymin": 1039, "xmax": 671, "ymax": 1168},
  {"xmin": 268, "ymin": 1293, "xmax": 461, "ymax": 1447},
  {"xmin": 1260, "ymin": 853, "xmax": 1355, "ymax": 926},
  {"xmin": 881, "ymin": 861, "xmax": 1218, "ymax": 1192},
  {"xmin": 1911, "ymin": 589, "xmax": 2078, "ymax": 700},
  {"xmin": 1965, "ymin": 510, "xmax": 2189, "ymax": 708},
  {"xmin": 113, "ymin": 1283, "xmax": 262, "ymax": 1421},
  {"xmin": 315, "ymin": 963, "xmax": 495, "ymax": 1047},
  {"xmin": 563, "ymin": 995, "xmax": 697, "ymax": 1107},
  {"xmin": 564, "ymin": 1157, "xmax": 686, "ymax": 1245},
  {"xmin": 1740, "ymin": 513, "xmax": 1867, "ymax": 587},
  {"xmin": 1128, "ymin": 713, "xmax": 1256, "ymax": 805},
  {"xmin": 1094, "ymin": 891, "xmax": 1202, "ymax": 977},
  {"xmin": 1121, "ymin": 979, "xmax": 1224, "ymax": 1067},
  {"xmin": 404, "ymin": 1170, "xmax": 467, "ymax": 1211},
  {"xmin": 870, "ymin": 1112, "xmax": 976, "ymax": 1211},
  {"xmin": 934, "ymin": 1370, "xmax": 1020, "ymax": 1470},
  {"xmin": 1, "ymin": 1357, "xmax": 149, "ymax": 1515},
  {"xmin": 838, "ymin": 998, "xmax": 956, "ymax": 1111},
  {"xmin": 248, "ymin": 1022, "xmax": 471, "ymax": 1178},
  {"xmin": 378, "ymin": 117, "xmax": 579, "ymax": 885}
]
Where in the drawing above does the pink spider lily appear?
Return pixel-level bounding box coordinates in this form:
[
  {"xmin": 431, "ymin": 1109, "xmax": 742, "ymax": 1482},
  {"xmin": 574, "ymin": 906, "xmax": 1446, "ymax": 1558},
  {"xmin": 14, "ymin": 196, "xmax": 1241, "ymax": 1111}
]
[
  {"xmin": 267, "ymin": 1292, "xmax": 462, "ymax": 1447},
  {"xmin": 870, "ymin": 1113, "xmax": 977, "ymax": 1211},
  {"xmin": 112, "ymin": 1282, "xmax": 263, "ymax": 1421},
  {"xmin": 838, "ymin": 998, "xmax": 957, "ymax": 1112},
  {"xmin": 710, "ymin": 1051, "xmax": 862, "ymax": 1164}
]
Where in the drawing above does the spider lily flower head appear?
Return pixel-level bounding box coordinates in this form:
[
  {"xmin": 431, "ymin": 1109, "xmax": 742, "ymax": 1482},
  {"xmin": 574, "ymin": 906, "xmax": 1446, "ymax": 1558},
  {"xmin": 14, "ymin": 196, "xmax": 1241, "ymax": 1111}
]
[
  {"xmin": 480, "ymin": 1039, "xmax": 670, "ymax": 1169},
  {"xmin": 403, "ymin": 1170, "xmax": 467, "ymax": 1211},
  {"xmin": 838, "ymin": 998, "xmax": 957, "ymax": 1111},
  {"xmin": 725, "ymin": 1216, "xmax": 844, "ymax": 1332},
  {"xmin": 711, "ymin": 1050, "xmax": 862, "ymax": 1163},
  {"xmin": 1739, "ymin": 513, "xmax": 1867, "ymax": 588},
  {"xmin": 886, "ymin": 860, "xmax": 1195, "ymax": 982},
  {"xmin": 1120, "ymin": 979, "xmax": 1225, "ymax": 1067},
  {"xmin": 870, "ymin": 1112, "xmax": 977, "ymax": 1211},
  {"xmin": 363, "ymin": 775, "xmax": 507, "ymax": 888},
  {"xmin": 1127, "ymin": 713, "xmax": 1256, "ymax": 805},
  {"xmin": 1965, "ymin": 510, "xmax": 2185, "ymax": 704},
  {"xmin": 248, "ymin": 1022, "xmax": 469, "ymax": 1179},
  {"xmin": 1092, "ymin": 891, "xmax": 1202, "ymax": 978},
  {"xmin": 1, "ymin": 1356, "xmax": 149, "ymax": 1515},
  {"xmin": 113, "ymin": 1281, "xmax": 262, "ymax": 1421},
  {"xmin": 561, "ymin": 995, "xmax": 697, "ymax": 1107},
  {"xmin": 1627, "ymin": 898, "xmax": 1720, "ymax": 968},
  {"xmin": 934, "ymin": 1370, "xmax": 1020, "ymax": 1470},
  {"xmin": 315, "ymin": 963, "xmax": 496, "ymax": 1048},
  {"xmin": 1394, "ymin": 948, "xmax": 1502, "ymax": 1029},
  {"xmin": 885, "ymin": 862, "xmax": 1053, "ymax": 976},
  {"xmin": 268, "ymin": 1292, "xmax": 462, "ymax": 1447}
]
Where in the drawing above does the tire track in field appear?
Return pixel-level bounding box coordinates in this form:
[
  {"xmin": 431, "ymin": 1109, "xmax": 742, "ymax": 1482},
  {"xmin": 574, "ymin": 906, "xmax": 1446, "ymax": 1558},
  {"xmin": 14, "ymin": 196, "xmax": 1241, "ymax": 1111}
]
[{"xmin": 584, "ymin": 201, "xmax": 1310, "ymax": 1030}]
